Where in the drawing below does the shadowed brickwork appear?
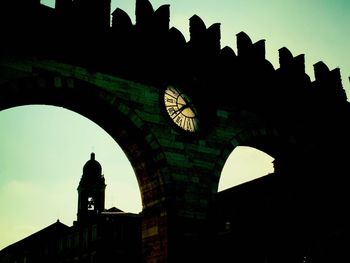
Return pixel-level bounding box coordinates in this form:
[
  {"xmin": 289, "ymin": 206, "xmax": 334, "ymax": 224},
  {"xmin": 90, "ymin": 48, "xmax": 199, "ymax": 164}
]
[{"xmin": 1, "ymin": 0, "xmax": 350, "ymax": 262}]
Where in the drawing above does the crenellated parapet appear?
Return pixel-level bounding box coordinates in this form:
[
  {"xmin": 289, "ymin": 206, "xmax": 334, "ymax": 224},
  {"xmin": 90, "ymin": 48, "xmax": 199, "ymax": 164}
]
[
  {"xmin": 313, "ymin": 61, "xmax": 347, "ymax": 104},
  {"xmin": 275, "ymin": 48, "xmax": 311, "ymax": 114},
  {"xmin": 236, "ymin": 31, "xmax": 266, "ymax": 61},
  {"xmin": 0, "ymin": 0, "xmax": 348, "ymax": 123}
]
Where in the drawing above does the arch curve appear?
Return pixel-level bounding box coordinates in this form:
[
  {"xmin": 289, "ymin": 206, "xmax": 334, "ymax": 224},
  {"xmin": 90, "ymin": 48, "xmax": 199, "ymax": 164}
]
[
  {"xmin": 0, "ymin": 70, "xmax": 167, "ymax": 212},
  {"xmin": 212, "ymin": 125, "xmax": 297, "ymax": 192}
]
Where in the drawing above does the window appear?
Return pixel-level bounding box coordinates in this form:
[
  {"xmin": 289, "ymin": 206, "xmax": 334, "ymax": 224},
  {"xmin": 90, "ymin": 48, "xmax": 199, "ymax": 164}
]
[{"xmin": 88, "ymin": 197, "xmax": 95, "ymax": 210}]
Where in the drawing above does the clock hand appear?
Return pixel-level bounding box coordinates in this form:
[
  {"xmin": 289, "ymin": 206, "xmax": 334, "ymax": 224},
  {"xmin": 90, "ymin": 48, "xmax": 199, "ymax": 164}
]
[{"xmin": 171, "ymin": 104, "xmax": 189, "ymax": 117}]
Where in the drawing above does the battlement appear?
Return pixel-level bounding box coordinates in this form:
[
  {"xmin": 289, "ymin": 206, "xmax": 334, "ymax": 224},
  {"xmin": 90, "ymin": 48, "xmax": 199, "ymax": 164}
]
[{"xmin": 0, "ymin": 0, "xmax": 347, "ymax": 112}]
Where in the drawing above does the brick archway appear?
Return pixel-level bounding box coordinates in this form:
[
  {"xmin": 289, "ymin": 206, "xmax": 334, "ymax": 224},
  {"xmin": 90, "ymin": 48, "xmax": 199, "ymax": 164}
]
[
  {"xmin": 1, "ymin": 0, "xmax": 350, "ymax": 259},
  {"xmin": 0, "ymin": 70, "xmax": 171, "ymax": 262},
  {"xmin": 1, "ymin": 49, "xmax": 350, "ymax": 261},
  {"xmin": 213, "ymin": 126, "xmax": 296, "ymax": 182}
]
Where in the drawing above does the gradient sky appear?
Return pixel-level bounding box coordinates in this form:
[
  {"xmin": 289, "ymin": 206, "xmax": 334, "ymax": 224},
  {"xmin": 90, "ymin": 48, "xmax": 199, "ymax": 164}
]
[{"xmin": 1, "ymin": 0, "xmax": 349, "ymax": 250}]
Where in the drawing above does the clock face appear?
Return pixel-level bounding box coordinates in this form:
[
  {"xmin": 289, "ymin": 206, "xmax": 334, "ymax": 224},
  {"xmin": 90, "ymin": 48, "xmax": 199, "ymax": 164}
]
[{"xmin": 164, "ymin": 85, "xmax": 199, "ymax": 132}]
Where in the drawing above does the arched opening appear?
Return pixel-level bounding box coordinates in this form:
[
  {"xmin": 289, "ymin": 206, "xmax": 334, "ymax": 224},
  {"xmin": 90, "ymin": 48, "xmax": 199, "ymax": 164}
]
[
  {"xmin": 0, "ymin": 67, "xmax": 171, "ymax": 262},
  {"xmin": 0, "ymin": 105, "xmax": 142, "ymax": 250},
  {"xmin": 213, "ymin": 146, "xmax": 283, "ymax": 262},
  {"xmin": 218, "ymin": 145, "xmax": 275, "ymax": 191}
]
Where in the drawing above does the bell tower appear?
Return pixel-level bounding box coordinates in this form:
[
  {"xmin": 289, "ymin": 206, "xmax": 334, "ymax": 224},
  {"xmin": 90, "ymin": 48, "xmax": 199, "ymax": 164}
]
[{"xmin": 77, "ymin": 153, "xmax": 106, "ymax": 224}]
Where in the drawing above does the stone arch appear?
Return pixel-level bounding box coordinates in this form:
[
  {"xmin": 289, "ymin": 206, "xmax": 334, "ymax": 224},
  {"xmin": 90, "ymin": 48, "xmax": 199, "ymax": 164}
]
[
  {"xmin": 0, "ymin": 71, "xmax": 170, "ymax": 260},
  {"xmin": 212, "ymin": 125, "xmax": 297, "ymax": 192},
  {"xmin": 1, "ymin": 73, "xmax": 166, "ymax": 203},
  {"xmin": 210, "ymin": 125, "xmax": 305, "ymax": 262}
]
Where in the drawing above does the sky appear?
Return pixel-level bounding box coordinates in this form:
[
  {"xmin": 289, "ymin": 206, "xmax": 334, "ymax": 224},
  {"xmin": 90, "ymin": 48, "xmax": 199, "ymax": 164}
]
[{"xmin": 1, "ymin": 0, "xmax": 349, "ymax": 250}]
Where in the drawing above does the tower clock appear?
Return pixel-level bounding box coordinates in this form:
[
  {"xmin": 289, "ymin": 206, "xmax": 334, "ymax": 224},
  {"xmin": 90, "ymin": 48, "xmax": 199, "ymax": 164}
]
[{"xmin": 163, "ymin": 85, "xmax": 199, "ymax": 133}]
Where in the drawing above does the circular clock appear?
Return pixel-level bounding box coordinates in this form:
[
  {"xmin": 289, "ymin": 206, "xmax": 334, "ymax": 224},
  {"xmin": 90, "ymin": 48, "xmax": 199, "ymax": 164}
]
[{"xmin": 163, "ymin": 85, "xmax": 199, "ymax": 133}]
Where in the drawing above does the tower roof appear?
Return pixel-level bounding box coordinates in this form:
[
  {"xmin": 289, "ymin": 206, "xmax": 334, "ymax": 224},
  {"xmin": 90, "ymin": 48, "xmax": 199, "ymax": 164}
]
[{"xmin": 80, "ymin": 153, "xmax": 103, "ymax": 184}]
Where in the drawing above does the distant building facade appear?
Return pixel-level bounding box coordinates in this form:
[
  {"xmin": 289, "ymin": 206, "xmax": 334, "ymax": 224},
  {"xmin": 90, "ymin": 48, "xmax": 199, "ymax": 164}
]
[
  {"xmin": 1, "ymin": 153, "xmax": 348, "ymax": 262},
  {"xmin": 0, "ymin": 153, "xmax": 142, "ymax": 263}
]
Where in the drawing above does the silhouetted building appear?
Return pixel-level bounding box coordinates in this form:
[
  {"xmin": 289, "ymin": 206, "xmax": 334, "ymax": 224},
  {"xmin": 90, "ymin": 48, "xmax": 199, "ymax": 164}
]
[
  {"xmin": 1, "ymin": 0, "xmax": 350, "ymax": 261},
  {"xmin": 77, "ymin": 152, "xmax": 106, "ymax": 224},
  {"xmin": 212, "ymin": 171, "xmax": 350, "ymax": 263},
  {"xmin": 0, "ymin": 153, "xmax": 142, "ymax": 263},
  {"xmin": 72, "ymin": 0, "xmax": 111, "ymax": 34},
  {"xmin": 0, "ymin": 220, "xmax": 70, "ymax": 263}
]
